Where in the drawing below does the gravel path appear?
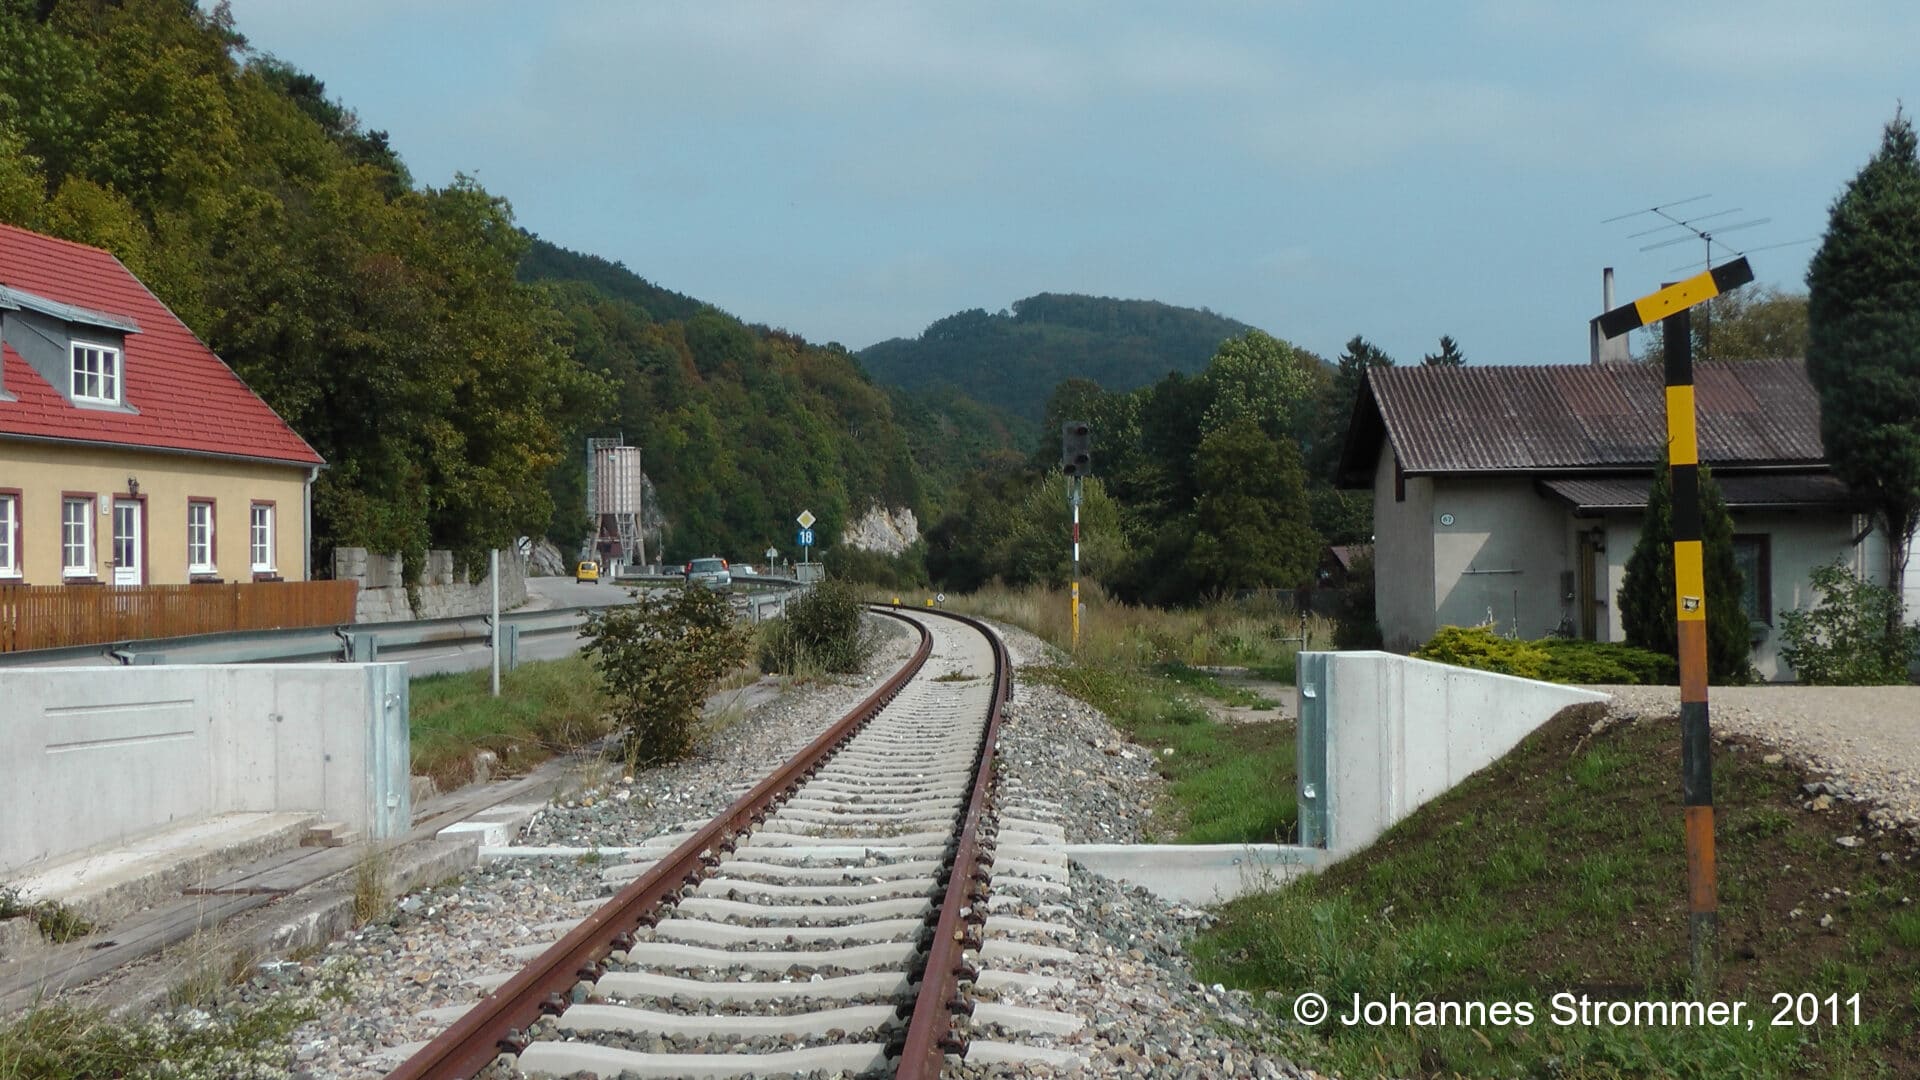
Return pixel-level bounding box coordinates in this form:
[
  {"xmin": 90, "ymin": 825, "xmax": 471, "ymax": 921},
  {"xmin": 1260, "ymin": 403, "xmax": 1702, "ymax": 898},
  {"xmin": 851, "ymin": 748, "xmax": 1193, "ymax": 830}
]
[{"xmin": 1599, "ymin": 684, "xmax": 1920, "ymax": 830}]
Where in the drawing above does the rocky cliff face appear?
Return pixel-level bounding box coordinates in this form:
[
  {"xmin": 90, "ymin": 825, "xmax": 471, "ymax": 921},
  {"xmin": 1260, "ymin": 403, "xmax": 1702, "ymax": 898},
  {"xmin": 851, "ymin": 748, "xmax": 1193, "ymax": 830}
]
[
  {"xmin": 842, "ymin": 506, "xmax": 920, "ymax": 555},
  {"xmin": 525, "ymin": 537, "xmax": 570, "ymax": 577}
]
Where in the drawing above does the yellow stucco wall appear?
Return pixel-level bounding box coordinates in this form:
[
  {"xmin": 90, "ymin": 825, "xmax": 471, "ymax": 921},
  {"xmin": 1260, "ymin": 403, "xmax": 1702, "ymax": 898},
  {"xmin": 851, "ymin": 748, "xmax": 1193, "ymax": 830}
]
[{"xmin": 0, "ymin": 440, "xmax": 311, "ymax": 586}]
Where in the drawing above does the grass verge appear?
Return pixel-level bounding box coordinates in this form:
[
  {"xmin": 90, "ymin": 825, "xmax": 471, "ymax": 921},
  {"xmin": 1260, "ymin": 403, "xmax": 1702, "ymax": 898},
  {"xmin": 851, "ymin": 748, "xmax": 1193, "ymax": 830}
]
[
  {"xmin": 409, "ymin": 655, "xmax": 612, "ymax": 789},
  {"xmin": 1193, "ymin": 705, "xmax": 1920, "ymax": 1078},
  {"xmin": 950, "ymin": 582, "xmax": 1325, "ymax": 675},
  {"xmin": 946, "ymin": 584, "xmax": 1303, "ymax": 844},
  {"xmin": 1027, "ymin": 664, "xmax": 1296, "ymax": 844},
  {"xmin": 0, "ymin": 994, "xmax": 311, "ymax": 1079}
]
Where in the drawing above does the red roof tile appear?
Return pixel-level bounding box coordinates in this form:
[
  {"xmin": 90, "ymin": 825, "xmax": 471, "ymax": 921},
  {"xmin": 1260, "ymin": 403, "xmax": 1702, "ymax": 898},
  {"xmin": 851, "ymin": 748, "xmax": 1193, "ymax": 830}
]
[
  {"xmin": 0, "ymin": 224, "xmax": 322, "ymax": 466},
  {"xmin": 1339, "ymin": 359, "xmax": 1823, "ymax": 484}
]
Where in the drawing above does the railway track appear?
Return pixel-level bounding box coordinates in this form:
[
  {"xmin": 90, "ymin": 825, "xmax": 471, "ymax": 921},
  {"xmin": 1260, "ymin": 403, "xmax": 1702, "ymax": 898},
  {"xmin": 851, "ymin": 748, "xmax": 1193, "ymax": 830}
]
[{"xmin": 388, "ymin": 605, "xmax": 1083, "ymax": 1079}]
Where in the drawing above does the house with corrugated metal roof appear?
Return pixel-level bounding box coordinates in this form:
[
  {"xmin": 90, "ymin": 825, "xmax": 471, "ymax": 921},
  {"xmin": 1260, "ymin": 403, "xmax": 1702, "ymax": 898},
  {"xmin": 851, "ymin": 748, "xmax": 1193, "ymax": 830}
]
[
  {"xmin": 1336, "ymin": 358, "xmax": 1907, "ymax": 681},
  {"xmin": 0, "ymin": 223, "xmax": 324, "ymax": 588}
]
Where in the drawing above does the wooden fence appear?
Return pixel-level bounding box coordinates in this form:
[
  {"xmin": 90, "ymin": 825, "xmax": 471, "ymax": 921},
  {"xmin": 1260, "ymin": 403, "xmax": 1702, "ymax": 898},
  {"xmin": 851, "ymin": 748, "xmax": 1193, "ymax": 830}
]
[{"xmin": 0, "ymin": 580, "xmax": 359, "ymax": 653}]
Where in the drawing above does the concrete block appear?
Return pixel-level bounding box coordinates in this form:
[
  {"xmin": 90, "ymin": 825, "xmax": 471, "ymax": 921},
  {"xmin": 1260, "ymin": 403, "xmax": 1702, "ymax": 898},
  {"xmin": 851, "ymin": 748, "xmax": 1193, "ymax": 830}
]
[
  {"xmin": 438, "ymin": 820, "xmax": 511, "ymax": 848},
  {"xmin": 1, "ymin": 663, "xmax": 413, "ymax": 876},
  {"xmin": 3, "ymin": 811, "xmax": 317, "ymax": 927},
  {"xmin": 1064, "ymin": 844, "xmax": 1321, "ymax": 905},
  {"xmin": 1301, "ymin": 651, "xmax": 1610, "ymax": 859}
]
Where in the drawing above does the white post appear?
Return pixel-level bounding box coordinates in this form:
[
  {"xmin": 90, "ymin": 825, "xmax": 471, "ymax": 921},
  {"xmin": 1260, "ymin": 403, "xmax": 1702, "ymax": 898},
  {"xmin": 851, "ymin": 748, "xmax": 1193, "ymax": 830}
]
[{"xmin": 490, "ymin": 548, "xmax": 501, "ymax": 698}]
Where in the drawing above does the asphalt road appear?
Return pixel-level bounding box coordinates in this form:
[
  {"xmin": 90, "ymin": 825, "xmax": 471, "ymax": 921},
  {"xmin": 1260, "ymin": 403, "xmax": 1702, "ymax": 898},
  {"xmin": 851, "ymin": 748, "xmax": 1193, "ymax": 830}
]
[
  {"xmin": 522, "ymin": 573, "xmax": 651, "ymax": 610},
  {"xmin": 401, "ymin": 574, "xmax": 662, "ymax": 677}
]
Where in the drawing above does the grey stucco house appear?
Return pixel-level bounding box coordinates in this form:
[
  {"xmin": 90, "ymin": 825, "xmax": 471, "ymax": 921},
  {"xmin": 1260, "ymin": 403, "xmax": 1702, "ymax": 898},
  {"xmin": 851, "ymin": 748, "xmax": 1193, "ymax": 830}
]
[{"xmin": 1336, "ymin": 358, "xmax": 1913, "ymax": 681}]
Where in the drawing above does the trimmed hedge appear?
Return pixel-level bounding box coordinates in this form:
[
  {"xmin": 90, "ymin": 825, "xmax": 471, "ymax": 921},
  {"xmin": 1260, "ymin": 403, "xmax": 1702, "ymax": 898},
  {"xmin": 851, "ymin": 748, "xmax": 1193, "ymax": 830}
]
[{"xmin": 1414, "ymin": 626, "xmax": 1677, "ymax": 685}]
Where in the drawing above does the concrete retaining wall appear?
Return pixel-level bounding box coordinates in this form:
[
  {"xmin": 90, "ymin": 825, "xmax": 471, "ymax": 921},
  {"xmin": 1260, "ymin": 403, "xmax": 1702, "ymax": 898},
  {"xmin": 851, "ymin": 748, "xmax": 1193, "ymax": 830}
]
[
  {"xmin": 333, "ymin": 547, "xmax": 527, "ymax": 622},
  {"xmin": 1298, "ymin": 651, "xmax": 1608, "ymax": 858},
  {"xmin": 0, "ymin": 663, "xmax": 410, "ymax": 875}
]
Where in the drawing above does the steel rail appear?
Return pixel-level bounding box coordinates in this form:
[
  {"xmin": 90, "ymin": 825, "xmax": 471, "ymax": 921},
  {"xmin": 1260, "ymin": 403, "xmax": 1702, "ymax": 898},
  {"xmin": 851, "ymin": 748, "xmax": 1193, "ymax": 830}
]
[
  {"xmin": 893, "ymin": 607, "xmax": 1013, "ymax": 1078},
  {"xmin": 386, "ymin": 607, "xmax": 932, "ymax": 1080}
]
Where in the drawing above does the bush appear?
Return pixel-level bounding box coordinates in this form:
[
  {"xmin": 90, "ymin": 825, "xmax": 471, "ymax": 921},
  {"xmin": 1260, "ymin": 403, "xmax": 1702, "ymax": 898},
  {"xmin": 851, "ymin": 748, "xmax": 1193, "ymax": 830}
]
[
  {"xmin": 1779, "ymin": 561, "xmax": 1920, "ymax": 685},
  {"xmin": 1414, "ymin": 625, "xmax": 1550, "ymax": 678},
  {"xmin": 1536, "ymin": 639, "xmax": 1678, "ymax": 685},
  {"xmin": 582, "ymin": 587, "xmax": 750, "ymax": 766},
  {"xmin": 757, "ymin": 579, "xmax": 878, "ymax": 675},
  {"xmin": 822, "ymin": 542, "xmax": 929, "ymax": 590},
  {"xmin": 1415, "ymin": 627, "xmax": 1679, "ymax": 685}
]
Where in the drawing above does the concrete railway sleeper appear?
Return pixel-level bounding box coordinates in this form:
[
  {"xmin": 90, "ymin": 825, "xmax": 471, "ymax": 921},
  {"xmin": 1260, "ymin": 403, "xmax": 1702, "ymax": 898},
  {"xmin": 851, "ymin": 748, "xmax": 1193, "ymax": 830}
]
[{"xmin": 388, "ymin": 606, "xmax": 1083, "ymax": 1080}]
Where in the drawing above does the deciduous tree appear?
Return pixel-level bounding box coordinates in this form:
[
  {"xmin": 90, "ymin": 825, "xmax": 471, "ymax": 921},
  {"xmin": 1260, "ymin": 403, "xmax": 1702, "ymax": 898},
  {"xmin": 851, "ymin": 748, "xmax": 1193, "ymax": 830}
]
[
  {"xmin": 1637, "ymin": 286, "xmax": 1809, "ymax": 365},
  {"xmin": 1188, "ymin": 418, "xmax": 1321, "ymax": 594}
]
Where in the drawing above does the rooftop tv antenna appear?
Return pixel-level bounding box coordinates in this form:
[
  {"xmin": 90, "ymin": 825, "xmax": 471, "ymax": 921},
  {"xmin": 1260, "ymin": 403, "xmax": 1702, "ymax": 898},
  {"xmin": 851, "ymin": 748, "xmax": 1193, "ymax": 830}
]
[{"xmin": 1602, "ymin": 196, "xmax": 1790, "ymax": 359}]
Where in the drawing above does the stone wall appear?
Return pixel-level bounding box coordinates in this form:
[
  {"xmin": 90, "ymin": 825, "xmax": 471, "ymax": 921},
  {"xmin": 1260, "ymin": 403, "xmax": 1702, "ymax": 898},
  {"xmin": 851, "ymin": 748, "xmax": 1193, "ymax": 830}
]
[{"xmin": 332, "ymin": 548, "xmax": 527, "ymax": 623}]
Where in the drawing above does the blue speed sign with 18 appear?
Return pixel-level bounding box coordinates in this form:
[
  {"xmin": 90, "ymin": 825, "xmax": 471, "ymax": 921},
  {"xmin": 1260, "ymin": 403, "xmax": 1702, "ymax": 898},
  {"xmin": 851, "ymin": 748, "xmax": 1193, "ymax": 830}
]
[{"xmin": 797, "ymin": 528, "xmax": 815, "ymax": 546}]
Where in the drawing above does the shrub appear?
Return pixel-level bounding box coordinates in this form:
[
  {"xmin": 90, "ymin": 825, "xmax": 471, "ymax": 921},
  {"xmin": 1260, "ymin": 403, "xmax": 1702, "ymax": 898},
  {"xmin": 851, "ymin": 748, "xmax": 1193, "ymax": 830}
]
[
  {"xmin": 1415, "ymin": 627, "xmax": 1678, "ymax": 685},
  {"xmin": 582, "ymin": 586, "xmax": 750, "ymax": 766},
  {"xmin": 1779, "ymin": 561, "xmax": 1920, "ymax": 685},
  {"xmin": 758, "ymin": 579, "xmax": 878, "ymax": 675},
  {"xmin": 1536, "ymin": 639, "xmax": 1678, "ymax": 685},
  {"xmin": 1414, "ymin": 625, "xmax": 1550, "ymax": 679},
  {"xmin": 822, "ymin": 542, "xmax": 929, "ymax": 590}
]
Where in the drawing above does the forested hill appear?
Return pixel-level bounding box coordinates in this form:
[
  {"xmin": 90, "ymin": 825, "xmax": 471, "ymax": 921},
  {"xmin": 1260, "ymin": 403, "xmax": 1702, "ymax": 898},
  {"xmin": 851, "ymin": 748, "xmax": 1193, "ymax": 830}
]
[
  {"xmin": 859, "ymin": 293, "xmax": 1257, "ymax": 421},
  {"xmin": 516, "ymin": 237, "xmax": 705, "ymax": 325},
  {"xmin": 516, "ymin": 238, "xmax": 933, "ymax": 556}
]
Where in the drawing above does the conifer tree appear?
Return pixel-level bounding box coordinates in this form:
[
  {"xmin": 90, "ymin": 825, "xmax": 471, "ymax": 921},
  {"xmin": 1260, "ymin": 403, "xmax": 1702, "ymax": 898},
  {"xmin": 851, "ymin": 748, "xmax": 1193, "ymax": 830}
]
[
  {"xmin": 1805, "ymin": 109, "xmax": 1920, "ymax": 633},
  {"xmin": 1422, "ymin": 335, "xmax": 1467, "ymax": 366},
  {"xmin": 1618, "ymin": 455, "xmax": 1751, "ymax": 682}
]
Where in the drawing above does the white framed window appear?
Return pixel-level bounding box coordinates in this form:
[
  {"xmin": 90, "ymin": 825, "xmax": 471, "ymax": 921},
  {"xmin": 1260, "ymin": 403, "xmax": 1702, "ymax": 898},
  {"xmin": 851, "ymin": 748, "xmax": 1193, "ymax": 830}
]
[
  {"xmin": 62, "ymin": 496, "xmax": 94, "ymax": 577},
  {"xmin": 187, "ymin": 500, "xmax": 215, "ymax": 574},
  {"xmin": 249, "ymin": 503, "xmax": 275, "ymax": 571},
  {"xmin": 0, "ymin": 493, "xmax": 18, "ymax": 578},
  {"xmin": 70, "ymin": 341, "xmax": 122, "ymax": 405}
]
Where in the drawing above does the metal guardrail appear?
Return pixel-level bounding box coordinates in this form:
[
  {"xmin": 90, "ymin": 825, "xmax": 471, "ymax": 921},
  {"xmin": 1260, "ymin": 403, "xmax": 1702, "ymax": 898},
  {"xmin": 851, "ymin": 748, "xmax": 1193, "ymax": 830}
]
[{"xmin": 0, "ymin": 577, "xmax": 807, "ymax": 669}]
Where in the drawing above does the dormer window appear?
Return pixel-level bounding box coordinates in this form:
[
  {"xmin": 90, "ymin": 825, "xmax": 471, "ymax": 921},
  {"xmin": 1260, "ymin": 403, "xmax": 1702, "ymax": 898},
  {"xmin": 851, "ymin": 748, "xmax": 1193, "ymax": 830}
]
[{"xmin": 72, "ymin": 341, "xmax": 121, "ymax": 405}]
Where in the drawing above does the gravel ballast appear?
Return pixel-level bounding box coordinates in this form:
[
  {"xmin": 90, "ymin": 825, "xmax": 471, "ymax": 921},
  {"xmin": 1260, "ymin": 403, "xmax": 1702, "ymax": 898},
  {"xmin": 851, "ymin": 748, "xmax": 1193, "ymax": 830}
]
[{"xmin": 25, "ymin": 612, "xmax": 1323, "ymax": 1078}]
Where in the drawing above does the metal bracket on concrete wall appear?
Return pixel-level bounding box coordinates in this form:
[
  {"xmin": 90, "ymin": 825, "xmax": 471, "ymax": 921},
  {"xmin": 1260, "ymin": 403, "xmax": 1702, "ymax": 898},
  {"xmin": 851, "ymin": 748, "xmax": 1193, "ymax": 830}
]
[
  {"xmin": 339, "ymin": 631, "xmax": 379, "ymax": 663},
  {"xmin": 365, "ymin": 663, "xmax": 412, "ymax": 840},
  {"xmin": 1296, "ymin": 652, "xmax": 1329, "ymax": 849}
]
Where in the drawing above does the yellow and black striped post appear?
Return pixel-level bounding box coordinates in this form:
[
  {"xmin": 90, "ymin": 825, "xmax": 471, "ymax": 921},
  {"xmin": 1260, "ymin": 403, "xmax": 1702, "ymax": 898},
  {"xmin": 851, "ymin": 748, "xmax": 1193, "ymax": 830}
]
[
  {"xmin": 1663, "ymin": 309, "xmax": 1717, "ymax": 993},
  {"xmin": 1596, "ymin": 256, "xmax": 1751, "ymax": 994}
]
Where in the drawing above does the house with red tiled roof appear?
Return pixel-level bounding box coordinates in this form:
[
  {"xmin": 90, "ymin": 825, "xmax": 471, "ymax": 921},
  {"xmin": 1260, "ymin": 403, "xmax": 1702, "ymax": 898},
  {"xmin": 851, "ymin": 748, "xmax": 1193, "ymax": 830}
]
[
  {"xmin": 1336, "ymin": 359, "xmax": 1912, "ymax": 681},
  {"xmin": 0, "ymin": 223, "xmax": 323, "ymax": 587}
]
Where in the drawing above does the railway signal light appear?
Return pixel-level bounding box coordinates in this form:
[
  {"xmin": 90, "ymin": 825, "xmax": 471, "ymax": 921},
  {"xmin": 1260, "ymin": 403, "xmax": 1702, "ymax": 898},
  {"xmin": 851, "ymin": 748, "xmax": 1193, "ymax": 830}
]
[{"xmin": 1061, "ymin": 421, "xmax": 1091, "ymax": 476}]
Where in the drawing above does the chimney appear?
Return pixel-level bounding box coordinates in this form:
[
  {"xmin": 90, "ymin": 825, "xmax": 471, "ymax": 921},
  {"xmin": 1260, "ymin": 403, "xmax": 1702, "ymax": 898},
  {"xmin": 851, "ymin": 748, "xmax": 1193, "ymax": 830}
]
[{"xmin": 1590, "ymin": 267, "xmax": 1632, "ymax": 365}]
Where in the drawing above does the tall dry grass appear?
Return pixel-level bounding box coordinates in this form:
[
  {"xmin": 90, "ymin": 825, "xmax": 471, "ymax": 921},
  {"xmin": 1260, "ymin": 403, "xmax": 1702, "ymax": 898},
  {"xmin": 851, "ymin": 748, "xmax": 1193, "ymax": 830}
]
[{"xmin": 949, "ymin": 583, "xmax": 1330, "ymax": 677}]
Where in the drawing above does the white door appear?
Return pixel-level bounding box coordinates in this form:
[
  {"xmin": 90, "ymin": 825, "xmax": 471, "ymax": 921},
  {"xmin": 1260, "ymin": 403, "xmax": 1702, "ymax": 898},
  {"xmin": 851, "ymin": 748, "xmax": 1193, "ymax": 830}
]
[{"xmin": 112, "ymin": 499, "xmax": 143, "ymax": 586}]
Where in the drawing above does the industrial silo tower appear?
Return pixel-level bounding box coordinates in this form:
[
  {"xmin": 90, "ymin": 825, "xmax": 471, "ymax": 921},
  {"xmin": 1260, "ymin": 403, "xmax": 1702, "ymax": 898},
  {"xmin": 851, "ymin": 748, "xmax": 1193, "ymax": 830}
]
[{"xmin": 585, "ymin": 437, "xmax": 645, "ymax": 574}]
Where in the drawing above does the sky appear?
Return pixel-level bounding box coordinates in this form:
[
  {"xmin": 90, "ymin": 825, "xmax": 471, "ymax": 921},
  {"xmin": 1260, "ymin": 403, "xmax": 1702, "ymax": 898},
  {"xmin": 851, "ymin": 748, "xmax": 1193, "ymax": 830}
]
[{"xmin": 221, "ymin": 1, "xmax": 1918, "ymax": 368}]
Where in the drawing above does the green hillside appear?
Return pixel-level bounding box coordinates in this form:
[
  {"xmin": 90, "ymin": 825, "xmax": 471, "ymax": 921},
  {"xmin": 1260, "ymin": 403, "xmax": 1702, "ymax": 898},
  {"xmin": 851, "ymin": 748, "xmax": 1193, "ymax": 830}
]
[
  {"xmin": 518, "ymin": 242, "xmax": 988, "ymax": 558},
  {"xmin": 516, "ymin": 237, "xmax": 705, "ymax": 325},
  {"xmin": 0, "ymin": 1, "xmax": 1008, "ymax": 570},
  {"xmin": 860, "ymin": 293, "xmax": 1257, "ymax": 420}
]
